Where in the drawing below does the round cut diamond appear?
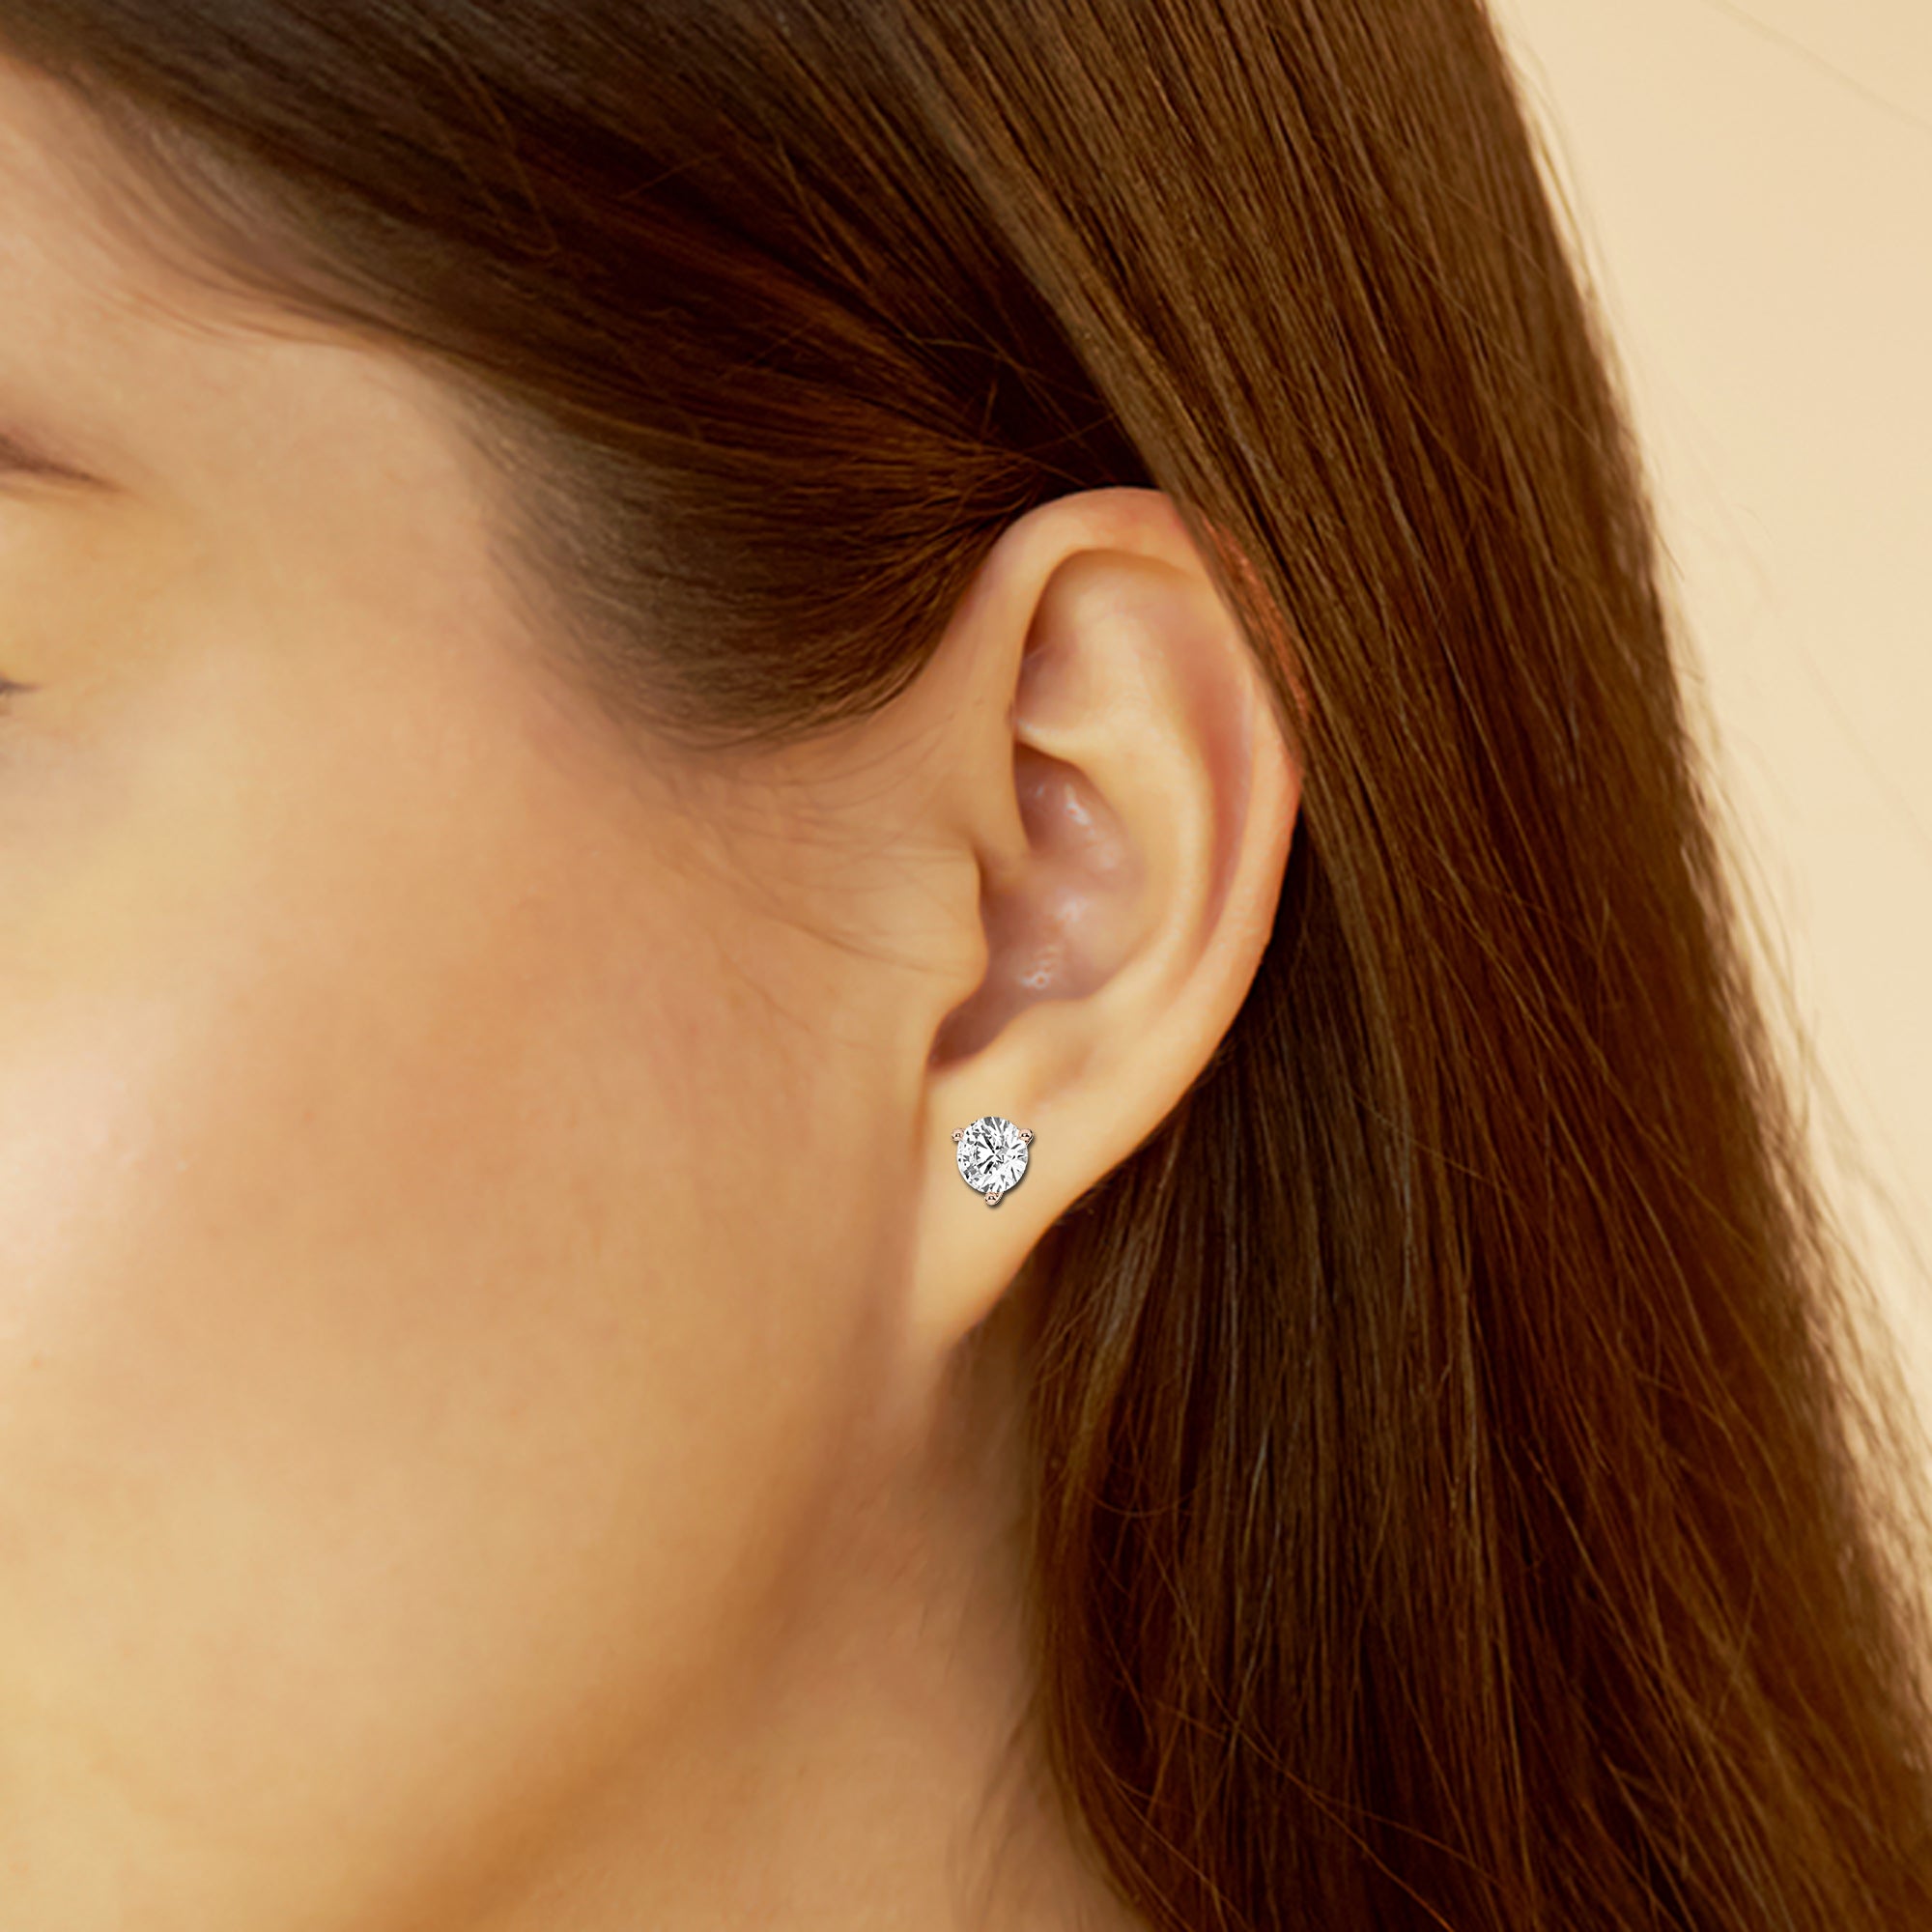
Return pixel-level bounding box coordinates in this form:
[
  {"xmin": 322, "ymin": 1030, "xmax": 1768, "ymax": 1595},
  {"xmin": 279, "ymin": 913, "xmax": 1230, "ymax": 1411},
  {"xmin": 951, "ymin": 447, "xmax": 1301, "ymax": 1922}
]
[{"xmin": 955, "ymin": 1116, "xmax": 1030, "ymax": 1205}]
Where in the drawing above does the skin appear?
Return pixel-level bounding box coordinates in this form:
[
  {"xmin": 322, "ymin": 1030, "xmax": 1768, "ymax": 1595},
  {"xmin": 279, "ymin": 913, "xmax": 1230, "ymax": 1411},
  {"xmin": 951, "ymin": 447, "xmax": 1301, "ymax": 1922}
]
[{"xmin": 0, "ymin": 53, "xmax": 1300, "ymax": 1932}]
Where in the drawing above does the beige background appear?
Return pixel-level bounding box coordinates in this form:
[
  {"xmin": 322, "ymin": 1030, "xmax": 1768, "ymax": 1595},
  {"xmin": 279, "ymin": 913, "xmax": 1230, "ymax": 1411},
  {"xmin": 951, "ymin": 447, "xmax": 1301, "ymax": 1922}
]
[{"xmin": 1484, "ymin": 0, "xmax": 1932, "ymax": 1449}]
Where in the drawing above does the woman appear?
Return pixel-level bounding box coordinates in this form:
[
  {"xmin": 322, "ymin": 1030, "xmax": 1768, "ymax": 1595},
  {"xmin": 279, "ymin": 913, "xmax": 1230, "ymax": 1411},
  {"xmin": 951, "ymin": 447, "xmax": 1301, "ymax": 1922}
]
[{"xmin": 0, "ymin": 2, "xmax": 1925, "ymax": 1927}]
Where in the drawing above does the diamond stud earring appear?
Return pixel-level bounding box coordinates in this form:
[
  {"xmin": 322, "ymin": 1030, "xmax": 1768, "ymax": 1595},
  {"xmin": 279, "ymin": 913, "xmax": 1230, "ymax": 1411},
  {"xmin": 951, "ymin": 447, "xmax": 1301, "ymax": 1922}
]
[{"xmin": 952, "ymin": 1116, "xmax": 1034, "ymax": 1207}]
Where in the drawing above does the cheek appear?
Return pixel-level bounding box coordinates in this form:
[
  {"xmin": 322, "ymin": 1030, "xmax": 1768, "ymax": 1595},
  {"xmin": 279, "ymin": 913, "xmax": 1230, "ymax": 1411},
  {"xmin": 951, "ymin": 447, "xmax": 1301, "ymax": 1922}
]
[{"xmin": 0, "ymin": 662, "xmax": 873, "ymax": 1916}]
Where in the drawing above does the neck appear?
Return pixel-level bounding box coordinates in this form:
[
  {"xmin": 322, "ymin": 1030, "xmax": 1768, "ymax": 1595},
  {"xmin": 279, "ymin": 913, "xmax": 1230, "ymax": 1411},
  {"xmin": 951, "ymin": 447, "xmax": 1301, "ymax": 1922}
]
[{"xmin": 455, "ymin": 1286, "xmax": 1144, "ymax": 1932}]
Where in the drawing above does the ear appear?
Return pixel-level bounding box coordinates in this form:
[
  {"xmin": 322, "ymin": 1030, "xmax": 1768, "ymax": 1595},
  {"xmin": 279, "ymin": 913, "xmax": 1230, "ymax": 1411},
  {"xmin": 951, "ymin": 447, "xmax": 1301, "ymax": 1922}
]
[{"xmin": 902, "ymin": 486, "xmax": 1301, "ymax": 1356}]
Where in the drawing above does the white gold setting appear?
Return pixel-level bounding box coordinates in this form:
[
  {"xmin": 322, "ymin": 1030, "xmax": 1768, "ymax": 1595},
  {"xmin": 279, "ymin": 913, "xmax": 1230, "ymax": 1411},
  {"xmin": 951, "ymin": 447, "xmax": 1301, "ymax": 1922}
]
[{"xmin": 951, "ymin": 1116, "xmax": 1034, "ymax": 1207}]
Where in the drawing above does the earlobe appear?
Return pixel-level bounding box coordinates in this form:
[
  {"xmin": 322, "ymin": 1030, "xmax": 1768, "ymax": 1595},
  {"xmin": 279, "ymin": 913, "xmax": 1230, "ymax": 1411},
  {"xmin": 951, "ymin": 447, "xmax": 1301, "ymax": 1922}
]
[{"xmin": 904, "ymin": 488, "xmax": 1300, "ymax": 1353}]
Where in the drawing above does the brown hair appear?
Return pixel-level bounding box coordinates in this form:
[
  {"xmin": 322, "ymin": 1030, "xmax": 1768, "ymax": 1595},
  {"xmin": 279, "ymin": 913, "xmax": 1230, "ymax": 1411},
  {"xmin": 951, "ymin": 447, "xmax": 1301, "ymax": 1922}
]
[{"xmin": 7, "ymin": 2, "xmax": 1930, "ymax": 1924}]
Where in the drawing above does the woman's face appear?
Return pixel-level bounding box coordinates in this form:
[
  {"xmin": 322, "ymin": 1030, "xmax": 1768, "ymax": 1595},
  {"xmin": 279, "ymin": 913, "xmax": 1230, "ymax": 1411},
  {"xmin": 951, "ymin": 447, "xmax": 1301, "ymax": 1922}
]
[{"xmin": 0, "ymin": 60, "xmax": 973, "ymax": 1924}]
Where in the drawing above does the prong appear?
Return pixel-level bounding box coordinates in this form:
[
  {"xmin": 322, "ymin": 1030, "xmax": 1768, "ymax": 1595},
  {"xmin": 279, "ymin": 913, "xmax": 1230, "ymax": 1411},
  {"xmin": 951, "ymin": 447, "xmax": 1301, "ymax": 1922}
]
[
  {"xmin": 984, "ymin": 1188, "xmax": 1001, "ymax": 1206},
  {"xmin": 951, "ymin": 1129, "xmax": 962, "ymax": 1142},
  {"xmin": 1020, "ymin": 1129, "xmax": 1034, "ymax": 1144}
]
